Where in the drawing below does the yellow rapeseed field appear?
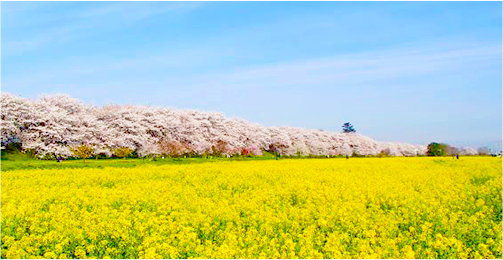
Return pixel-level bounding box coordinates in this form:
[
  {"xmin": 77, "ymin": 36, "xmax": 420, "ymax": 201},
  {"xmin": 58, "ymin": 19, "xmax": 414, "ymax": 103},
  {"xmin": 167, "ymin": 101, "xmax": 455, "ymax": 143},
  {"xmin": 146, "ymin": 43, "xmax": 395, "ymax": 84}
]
[{"xmin": 1, "ymin": 157, "xmax": 502, "ymax": 259}]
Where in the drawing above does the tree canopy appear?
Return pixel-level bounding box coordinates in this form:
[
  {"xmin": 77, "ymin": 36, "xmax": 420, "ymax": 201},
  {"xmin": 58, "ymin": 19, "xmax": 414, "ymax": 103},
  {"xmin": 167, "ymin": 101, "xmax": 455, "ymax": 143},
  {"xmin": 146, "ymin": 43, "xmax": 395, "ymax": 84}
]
[
  {"xmin": 427, "ymin": 142, "xmax": 447, "ymax": 156},
  {"xmin": 342, "ymin": 122, "xmax": 356, "ymax": 133},
  {"xmin": 0, "ymin": 92, "xmax": 460, "ymax": 158}
]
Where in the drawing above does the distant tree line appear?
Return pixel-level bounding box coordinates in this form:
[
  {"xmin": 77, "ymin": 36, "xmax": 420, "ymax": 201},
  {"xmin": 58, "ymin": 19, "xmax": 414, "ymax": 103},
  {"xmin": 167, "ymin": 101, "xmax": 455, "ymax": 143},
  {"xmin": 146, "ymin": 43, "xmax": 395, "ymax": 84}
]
[
  {"xmin": 426, "ymin": 142, "xmax": 497, "ymax": 156},
  {"xmin": 1, "ymin": 93, "xmax": 432, "ymax": 159}
]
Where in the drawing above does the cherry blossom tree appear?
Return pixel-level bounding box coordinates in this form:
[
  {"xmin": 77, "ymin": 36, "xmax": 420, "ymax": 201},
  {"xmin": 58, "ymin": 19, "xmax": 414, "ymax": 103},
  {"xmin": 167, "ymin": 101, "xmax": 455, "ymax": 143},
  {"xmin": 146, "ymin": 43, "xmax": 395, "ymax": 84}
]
[
  {"xmin": 460, "ymin": 147, "xmax": 477, "ymax": 156},
  {"xmin": 0, "ymin": 92, "xmax": 455, "ymax": 159},
  {"xmin": 159, "ymin": 140, "xmax": 186, "ymax": 157}
]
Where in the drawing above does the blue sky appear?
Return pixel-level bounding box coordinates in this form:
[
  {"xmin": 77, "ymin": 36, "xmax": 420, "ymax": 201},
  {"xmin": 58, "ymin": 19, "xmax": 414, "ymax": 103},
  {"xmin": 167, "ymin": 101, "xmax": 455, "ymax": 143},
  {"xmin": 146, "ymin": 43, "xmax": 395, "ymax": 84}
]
[{"xmin": 1, "ymin": 1, "xmax": 502, "ymax": 150}]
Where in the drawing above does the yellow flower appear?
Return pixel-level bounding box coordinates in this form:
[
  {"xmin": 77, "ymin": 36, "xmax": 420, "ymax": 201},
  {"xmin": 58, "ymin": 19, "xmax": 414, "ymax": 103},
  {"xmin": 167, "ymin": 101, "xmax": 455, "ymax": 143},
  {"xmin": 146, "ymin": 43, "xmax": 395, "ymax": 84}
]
[{"xmin": 1, "ymin": 157, "xmax": 501, "ymax": 258}]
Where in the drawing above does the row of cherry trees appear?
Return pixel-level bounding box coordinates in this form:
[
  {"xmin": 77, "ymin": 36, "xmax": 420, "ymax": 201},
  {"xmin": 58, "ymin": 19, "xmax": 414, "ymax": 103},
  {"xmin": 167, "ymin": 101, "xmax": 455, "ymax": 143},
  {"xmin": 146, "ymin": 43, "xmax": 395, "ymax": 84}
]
[{"xmin": 1, "ymin": 92, "xmax": 477, "ymax": 159}]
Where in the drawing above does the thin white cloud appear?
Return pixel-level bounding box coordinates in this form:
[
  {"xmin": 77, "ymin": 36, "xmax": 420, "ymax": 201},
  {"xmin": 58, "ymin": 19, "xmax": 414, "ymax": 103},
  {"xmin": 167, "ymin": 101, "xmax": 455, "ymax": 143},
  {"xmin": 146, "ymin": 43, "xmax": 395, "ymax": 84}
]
[
  {"xmin": 2, "ymin": 22, "xmax": 91, "ymax": 55},
  {"xmin": 1, "ymin": 2, "xmax": 204, "ymax": 56},
  {"xmin": 2, "ymin": 42, "xmax": 500, "ymax": 92},
  {"xmin": 1, "ymin": 1, "xmax": 50, "ymax": 16},
  {"xmin": 184, "ymin": 44, "xmax": 502, "ymax": 91},
  {"xmin": 75, "ymin": 2, "xmax": 203, "ymax": 21}
]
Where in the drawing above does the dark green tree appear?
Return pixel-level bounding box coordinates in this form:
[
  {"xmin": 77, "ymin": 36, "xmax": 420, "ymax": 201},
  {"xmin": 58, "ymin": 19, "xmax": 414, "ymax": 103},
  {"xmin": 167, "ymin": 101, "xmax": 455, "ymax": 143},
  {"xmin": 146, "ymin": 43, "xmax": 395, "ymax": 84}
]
[
  {"xmin": 427, "ymin": 142, "xmax": 447, "ymax": 156},
  {"xmin": 342, "ymin": 122, "xmax": 356, "ymax": 133}
]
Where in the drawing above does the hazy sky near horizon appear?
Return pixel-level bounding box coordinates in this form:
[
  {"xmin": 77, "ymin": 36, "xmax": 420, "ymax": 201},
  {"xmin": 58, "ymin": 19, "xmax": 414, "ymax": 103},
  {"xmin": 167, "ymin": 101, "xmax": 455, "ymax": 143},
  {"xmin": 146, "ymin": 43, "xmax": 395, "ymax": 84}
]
[{"xmin": 2, "ymin": 2, "xmax": 502, "ymax": 149}]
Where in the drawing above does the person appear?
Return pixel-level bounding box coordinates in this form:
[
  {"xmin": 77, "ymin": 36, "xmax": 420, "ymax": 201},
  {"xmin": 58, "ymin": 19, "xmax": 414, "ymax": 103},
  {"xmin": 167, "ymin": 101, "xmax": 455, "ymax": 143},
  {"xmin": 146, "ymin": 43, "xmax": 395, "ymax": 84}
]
[
  {"xmin": 456, "ymin": 154, "xmax": 459, "ymax": 160},
  {"xmin": 346, "ymin": 155, "xmax": 349, "ymax": 159},
  {"xmin": 57, "ymin": 156, "xmax": 63, "ymax": 162}
]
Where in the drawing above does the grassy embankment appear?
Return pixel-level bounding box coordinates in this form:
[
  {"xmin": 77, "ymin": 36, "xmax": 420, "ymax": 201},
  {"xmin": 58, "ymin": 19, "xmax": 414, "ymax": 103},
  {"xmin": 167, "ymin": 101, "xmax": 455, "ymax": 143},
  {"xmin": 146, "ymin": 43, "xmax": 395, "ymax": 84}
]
[{"xmin": 0, "ymin": 151, "xmax": 286, "ymax": 171}]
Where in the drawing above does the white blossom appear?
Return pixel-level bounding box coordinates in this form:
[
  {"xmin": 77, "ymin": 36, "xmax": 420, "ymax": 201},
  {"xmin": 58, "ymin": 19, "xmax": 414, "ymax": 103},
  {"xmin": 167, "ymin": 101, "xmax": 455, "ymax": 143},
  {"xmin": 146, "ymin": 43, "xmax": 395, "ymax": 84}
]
[{"xmin": 0, "ymin": 92, "xmax": 450, "ymax": 158}]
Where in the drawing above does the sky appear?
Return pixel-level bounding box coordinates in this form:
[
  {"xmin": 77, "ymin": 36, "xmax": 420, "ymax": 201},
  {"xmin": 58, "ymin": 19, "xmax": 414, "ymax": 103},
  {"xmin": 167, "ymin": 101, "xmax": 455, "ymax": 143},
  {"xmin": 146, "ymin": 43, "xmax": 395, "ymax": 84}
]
[{"xmin": 1, "ymin": 1, "xmax": 502, "ymax": 150}]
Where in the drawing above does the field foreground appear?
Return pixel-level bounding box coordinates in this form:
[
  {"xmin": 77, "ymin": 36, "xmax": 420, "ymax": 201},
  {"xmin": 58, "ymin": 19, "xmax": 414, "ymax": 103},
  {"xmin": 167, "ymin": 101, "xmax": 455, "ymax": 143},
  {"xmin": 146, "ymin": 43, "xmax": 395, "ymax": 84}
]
[{"xmin": 1, "ymin": 157, "xmax": 502, "ymax": 259}]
